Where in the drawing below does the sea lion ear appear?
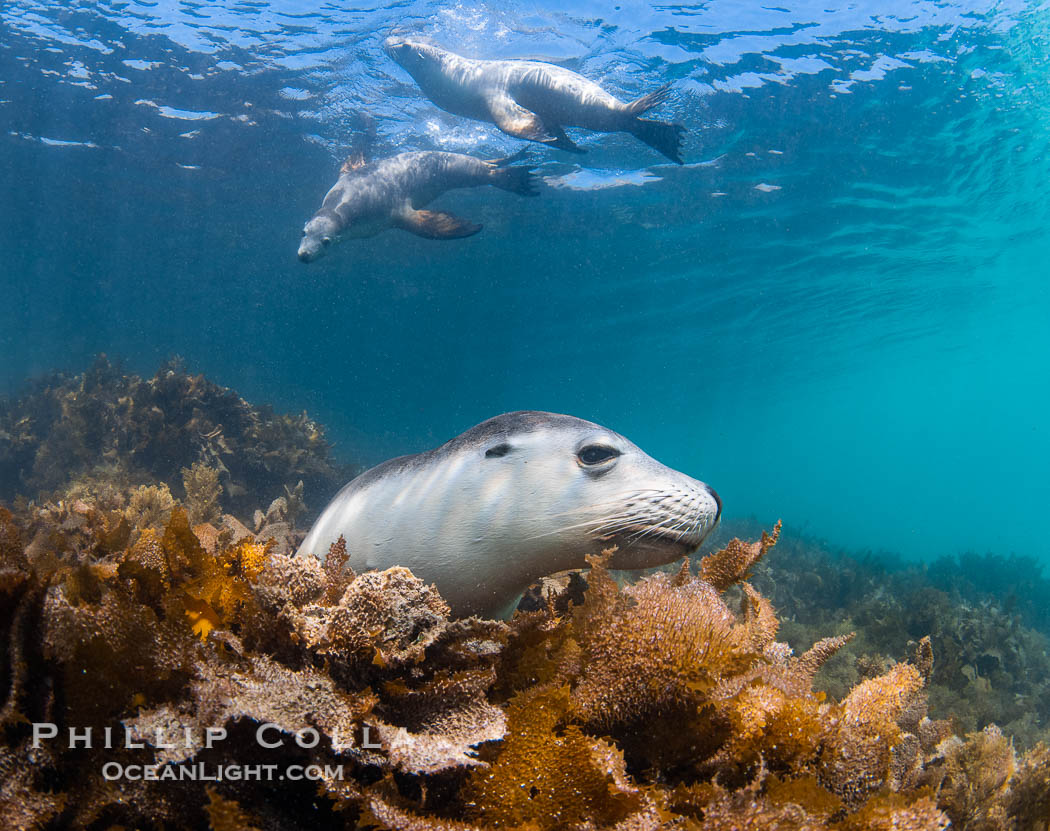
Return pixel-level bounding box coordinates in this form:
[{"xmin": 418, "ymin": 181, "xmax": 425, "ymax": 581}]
[{"xmin": 340, "ymin": 151, "xmax": 367, "ymax": 174}]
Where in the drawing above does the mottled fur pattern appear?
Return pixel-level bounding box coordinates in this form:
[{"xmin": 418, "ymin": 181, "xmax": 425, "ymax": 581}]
[
  {"xmin": 298, "ymin": 151, "xmax": 536, "ymax": 261},
  {"xmin": 385, "ymin": 38, "xmax": 685, "ymax": 163}
]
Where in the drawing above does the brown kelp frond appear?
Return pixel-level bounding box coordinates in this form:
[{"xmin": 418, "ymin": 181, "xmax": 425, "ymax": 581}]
[
  {"xmin": 365, "ymin": 792, "xmax": 493, "ymax": 831},
  {"xmin": 204, "ymin": 787, "xmax": 264, "ymax": 831},
  {"xmin": 741, "ymin": 581, "xmax": 780, "ymax": 652},
  {"xmin": 0, "ymin": 741, "xmax": 67, "ymax": 830},
  {"xmin": 284, "ymin": 565, "xmax": 451, "ymax": 667},
  {"xmin": 699, "ymin": 519, "xmax": 781, "ymax": 591},
  {"xmin": 709, "ymin": 681, "xmax": 825, "ymax": 779},
  {"xmin": 930, "ymin": 725, "xmax": 1016, "ymax": 830},
  {"xmin": 833, "ymin": 793, "xmax": 949, "ymax": 831},
  {"xmin": 568, "ymin": 552, "xmax": 754, "ymax": 728},
  {"xmin": 1006, "ymin": 741, "xmax": 1050, "ymax": 828},
  {"xmin": 461, "ymin": 686, "xmax": 655, "ymax": 829},
  {"xmin": 156, "ymin": 506, "xmax": 271, "ymax": 641},
  {"xmin": 913, "ymin": 635, "xmax": 934, "ymax": 684},
  {"xmin": 321, "ymin": 533, "xmax": 353, "ymax": 604},
  {"xmin": 793, "ymin": 632, "xmax": 857, "ymax": 684},
  {"xmin": 182, "ymin": 461, "xmax": 222, "ymax": 526},
  {"xmin": 819, "ymin": 662, "xmax": 926, "ymax": 804},
  {"xmin": 124, "ymin": 482, "xmax": 175, "ymax": 535},
  {"xmin": 695, "ymin": 774, "xmax": 835, "ymax": 830},
  {"xmin": 1, "ymin": 429, "xmax": 1047, "ymax": 831},
  {"xmin": 126, "ymin": 650, "xmax": 378, "ymax": 766}
]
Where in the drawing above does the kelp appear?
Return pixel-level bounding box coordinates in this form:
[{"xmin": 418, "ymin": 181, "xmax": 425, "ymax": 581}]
[
  {"xmin": 2, "ymin": 368, "xmax": 1048, "ymax": 829},
  {"xmin": 0, "ymin": 355, "xmax": 348, "ymax": 516},
  {"xmin": 734, "ymin": 517, "xmax": 1050, "ymax": 749},
  {"xmin": 4, "ymin": 496, "xmax": 1048, "ymax": 830}
]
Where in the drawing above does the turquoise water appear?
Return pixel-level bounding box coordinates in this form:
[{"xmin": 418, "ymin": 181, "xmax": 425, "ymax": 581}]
[{"xmin": 2, "ymin": 0, "xmax": 1049, "ymax": 563}]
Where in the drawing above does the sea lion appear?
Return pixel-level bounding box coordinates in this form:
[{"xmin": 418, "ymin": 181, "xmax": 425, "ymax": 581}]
[
  {"xmin": 297, "ymin": 411, "xmax": 721, "ymax": 618},
  {"xmin": 384, "ymin": 37, "xmax": 685, "ymax": 164},
  {"xmin": 298, "ymin": 150, "xmax": 536, "ymax": 262}
]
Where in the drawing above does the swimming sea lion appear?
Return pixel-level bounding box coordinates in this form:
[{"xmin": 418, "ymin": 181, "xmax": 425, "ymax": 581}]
[
  {"xmin": 298, "ymin": 150, "xmax": 537, "ymax": 263},
  {"xmin": 384, "ymin": 37, "xmax": 685, "ymax": 164},
  {"xmin": 297, "ymin": 411, "xmax": 721, "ymax": 618}
]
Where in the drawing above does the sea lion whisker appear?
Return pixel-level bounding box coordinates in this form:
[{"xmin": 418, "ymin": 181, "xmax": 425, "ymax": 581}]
[
  {"xmin": 546, "ymin": 490, "xmax": 669, "ymax": 518},
  {"xmin": 587, "ymin": 510, "xmax": 664, "ymax": 533},
  {"xmin": 522, "ymin": 509, "xmax": 650, "ymax": 540},
  {"xmin": 626, "ymin": 513, "xmax": 690, "ymax": 544}
]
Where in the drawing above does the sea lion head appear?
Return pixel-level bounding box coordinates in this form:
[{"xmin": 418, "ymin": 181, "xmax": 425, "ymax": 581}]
[
  {"xmin": 458, "ymin": 412, "xmax": 722, "ymax": 572},
  {"xmin": 298, "ymin": 212, "xmax": 339, "ymax": 263},
  {"xmin": 383, "ymin": 36, "xmax": 445, "ymax": 76},
  {"xmin": 298, "ymin": 411, "xmax": 722, "ymax": 618}
]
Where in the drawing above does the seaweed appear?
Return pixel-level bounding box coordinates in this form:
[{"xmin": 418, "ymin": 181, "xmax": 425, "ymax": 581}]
[
  {"xmin": 736, "ymin": 518, "xmax": 1050, "ymax": 749},
  {"xmin": 0, "ymin": 355, "xmax": 349, "ymax": 518},
  {"xmin": 2, "ymin": 367, "xmax": 1048, "ymax": 828},
  {"xmin": 6, "ymin": 491, "xmax": 1050, "ymax": 828}
]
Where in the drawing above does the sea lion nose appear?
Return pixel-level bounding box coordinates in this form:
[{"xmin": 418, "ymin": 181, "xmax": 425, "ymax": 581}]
[{"xmin": 706, "ymin": 484, "xmax": 722, "ymax": 523}]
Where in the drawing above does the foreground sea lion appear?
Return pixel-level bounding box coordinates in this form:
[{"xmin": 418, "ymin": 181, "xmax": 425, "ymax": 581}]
[
  {"xmin": 297, "ymin": 411, "xmax": 721, "ymax": 618},
  {"xmin": 384, "ymin": 37, "xmax": 685, "ymax": 164},
  {"xmin": 298, "ymin": 150, "xmax": 536, "ymax": 262}
]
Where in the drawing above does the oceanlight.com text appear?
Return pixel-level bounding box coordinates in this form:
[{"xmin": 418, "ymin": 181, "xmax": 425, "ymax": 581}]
[{"xmin": 100, "ymin": 762, "xmax": 345, "ymax": 782}]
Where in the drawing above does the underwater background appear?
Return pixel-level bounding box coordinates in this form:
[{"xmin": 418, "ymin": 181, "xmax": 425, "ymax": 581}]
[
  {"xmin": 6, "ymin": 3, "xmax": 1050, "ymax": 828},
  {"xmin": 3, "ymin": 0, "xmax": 1050, "ymax": 565}
]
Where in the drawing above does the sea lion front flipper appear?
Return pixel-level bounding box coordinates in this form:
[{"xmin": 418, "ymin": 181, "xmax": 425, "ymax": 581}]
[
  {"xmin": 489, "ymin": 94, "xmax": 584, "ymax": 154},
  {"xmin": 395, "ymin": 208, "xmax": 482, "ymax": 239},
  {"xmin": 488, "ymin": 93, "xmax": 558, "ymax": 141}
]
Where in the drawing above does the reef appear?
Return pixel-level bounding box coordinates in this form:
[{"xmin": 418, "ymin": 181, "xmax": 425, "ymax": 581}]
[
  {"xmin": 0, "ymin": 355, "xmax": 348, "ymax": 519},
  {"xmin": 733, "ymin": 519, "xmax": 1050, "ymax": 750},
  {"xmin": 2, "ymin": 496, "xmax": 1049, "ymax": 829},
  {"xmin": 1, "ymin": 364, "xmax": 1048, "ymax": 829}
]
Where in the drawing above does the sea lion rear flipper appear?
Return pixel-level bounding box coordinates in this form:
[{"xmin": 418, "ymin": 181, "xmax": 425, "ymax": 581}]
[
  {"xmin": 629, "ymin": 118, "xmax": 685, "ymax": 165},
  {"xmin": 625, "ymin": 83, "xmax": 673, "ymax": 116},
  {"xmin": 395, "ymin": 208, "xmax": 482, "ymax": 239}
]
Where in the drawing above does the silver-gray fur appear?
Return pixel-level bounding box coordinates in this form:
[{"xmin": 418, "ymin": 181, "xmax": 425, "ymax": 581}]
[
  {"xmin": 384, "ymin": 38, "xmax": 685, "ymax": 163},
  {"xmin": 296, "ymin": 411, "xmax": 721, "ymax": 618},
  {"xmin": 298, "ymin": 150, "xmax": 536, "ymax": 262}
]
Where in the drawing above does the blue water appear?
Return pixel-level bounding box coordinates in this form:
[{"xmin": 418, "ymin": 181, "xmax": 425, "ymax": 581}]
[{"xmin": 2, "ymin": 0, "xmax": 1049, "ymax": 564}]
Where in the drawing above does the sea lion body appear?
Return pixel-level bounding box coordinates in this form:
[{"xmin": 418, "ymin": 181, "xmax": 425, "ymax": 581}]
[
  {"xmin": 297, "ymin": 411, "xmax": 721, "ymax": 618},
  {"xmin": 298, "ymin": 150, "xmax": 536, "ymax": 262},
  {"xmin": 384, "ymin": 38, "xmax": 685, "ymax": 163}
]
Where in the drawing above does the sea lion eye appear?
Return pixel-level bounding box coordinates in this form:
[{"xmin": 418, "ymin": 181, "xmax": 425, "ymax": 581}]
[
  {"xmin": 577, "ymin": 444, "xmax": 620, "ymax": 466},
  {"xmin": 485, "ymin": 443, "xmax": 511, "ymax": 458}
]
